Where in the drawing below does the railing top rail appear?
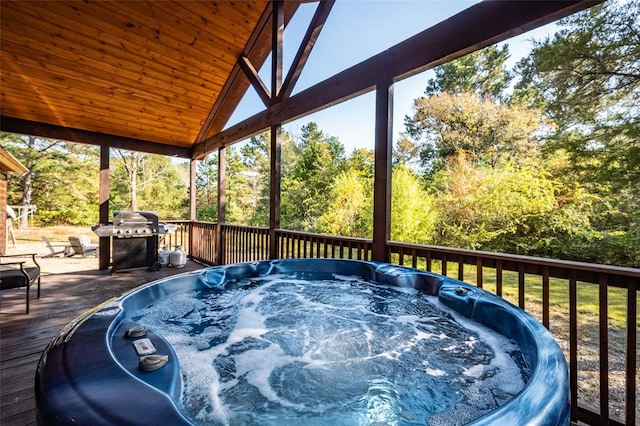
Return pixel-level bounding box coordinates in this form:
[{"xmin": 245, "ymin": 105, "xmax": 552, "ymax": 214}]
[
  {"xmin": 222, "ymin": 224, "xmax": 269, "ymax": 231},
  {"xmin": 387, "ymin": 241, "xmax": 640, "ymax": 278},
  {"xmin": 276, "ymin": 228, "xmax": 372, "ymax": 244},
  {"xmin": 164, "ymin": 219, "xmax": 195, "ymax": 224}
]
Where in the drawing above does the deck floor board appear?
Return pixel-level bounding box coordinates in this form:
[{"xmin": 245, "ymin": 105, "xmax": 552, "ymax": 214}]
[{"xmin": 0, "ymin": 261, "xmax": 204, "ymax": 425}]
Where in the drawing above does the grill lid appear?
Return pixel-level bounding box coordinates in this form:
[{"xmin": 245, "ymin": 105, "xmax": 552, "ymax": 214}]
[{"xmin": 113, "ymin": 211, "xmax": 151, "ymax": 226}]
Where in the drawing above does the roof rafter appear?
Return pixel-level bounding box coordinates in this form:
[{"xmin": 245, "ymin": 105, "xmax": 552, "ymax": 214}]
[
  {"xmin": 279, "ymin": 0, "xmax": 335, "ymax": 101},
  {"xmin": 239, "ymin": 55, "xmax": 271, "ymax": 107},
  {"xmin": 194, "ymin": 1, "xmax": 300, "ymax": 145}
]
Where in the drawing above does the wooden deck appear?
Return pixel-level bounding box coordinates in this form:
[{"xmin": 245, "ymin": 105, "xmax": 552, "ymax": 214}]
[{"xmin": 0, "ymin": 261, "xmax": 205, "ymax": 426}]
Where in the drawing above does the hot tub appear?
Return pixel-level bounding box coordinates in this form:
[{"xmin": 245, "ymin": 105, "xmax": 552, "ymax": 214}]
[{"xmin": 35, "ymin": 259, "xmax": 569, "ymax": 425}]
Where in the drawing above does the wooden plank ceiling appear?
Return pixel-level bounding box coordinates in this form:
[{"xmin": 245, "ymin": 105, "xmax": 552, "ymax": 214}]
[{"xmin": 0, "ymin": 0, "xmax": 299, "ymax": 154}]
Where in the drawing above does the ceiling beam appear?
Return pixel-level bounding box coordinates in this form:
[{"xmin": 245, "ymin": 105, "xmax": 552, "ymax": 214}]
[
  {"xmin": 193, "ymin": 0, "xmax": 602, "ymax": 159},
  {"xmin": 1, "ymin": 116, "xmax": 192, "ymax": 158}
]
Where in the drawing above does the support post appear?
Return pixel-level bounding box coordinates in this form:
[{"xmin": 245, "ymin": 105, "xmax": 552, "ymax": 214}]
[
  {"xmin": 271, "ymin": 0, "xmax": 284, "ymax": 103},
  {"xmin": 371, "ymin": 80, "xmax": 393, "ymax": 262},
  {"xmin": 269, "ymin": 125, "xmax": 282, "ymax": 259},
  {"xmin": 269, "ymin": 0, "xmax": 283, "ymax": 259},
  {"xmin": 188, "ymin": 158, "xmax": 197, "ymax": 257},
  {"xmin": 216, "ymin": 148, "xmax": 226, "ymax": 265},
  {"xmin": 98, "ymin": 145, "xmax": 110, "ymax": 270}
]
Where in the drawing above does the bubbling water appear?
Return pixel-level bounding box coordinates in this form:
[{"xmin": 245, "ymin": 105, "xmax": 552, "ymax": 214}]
[{"xmin": 132, "ymin": 273, "xmax": 530, "ymax": 426}]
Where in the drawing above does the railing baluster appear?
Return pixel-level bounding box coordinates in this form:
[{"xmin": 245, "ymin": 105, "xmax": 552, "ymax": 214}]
[
  {"xmin": 441, "ymin": 254, "xmax": 447, "ymax": 276},
  {"xmin": 458, "ymin": 261, "xmax": 464, "ymax": 281},
  {"xmin": 598, "ymin": 273, "xmax": 609, "ymax": 424},
  {"xmin": 476, "ymin": 258, "xmax": 483, "ymax": 289},
  {"xmin": 626, "ymin": 278, "xmax": 637, "ymax": 426},
  {"xmin": 569, "ymin": 273, "xmax": 578, "ymax": 422},
  {"xmin": 542, "ymin": 266, "xmax": 550, "ymax": 329},
  {"xmin": 518, "ymin": 264, "xmax": 525, "ymax": 310},
  {"xmin": 496, "ymin": 259, "xmax": 503, "ymax": 297}
]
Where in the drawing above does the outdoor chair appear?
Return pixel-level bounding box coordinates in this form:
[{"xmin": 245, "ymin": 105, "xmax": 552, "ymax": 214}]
[
  {"xmin": 0, "ymin": 253, "xmax": 41, "ymax": 314},
  {"xmin": 67, "ymin": 236, "xmax": 98, "ymax": 257},
  {"xmin": 42, "ymin": 236, "xmax": 71, "ymax": 258}
]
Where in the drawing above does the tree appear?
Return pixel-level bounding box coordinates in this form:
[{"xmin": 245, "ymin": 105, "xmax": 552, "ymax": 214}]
[
  {"xmin": 281, "ymin": 123, "xmax": 346, "ymax": 231},
  {"xmin": 513, "ymin": 0, "xmax": 639, "ymax": 191},
  {"xmin": 390, "ymin": 164, "xmax": 436, "ymax": 244},
  {"xmin": 240, "ymin": 132, "xmax": 273, "ymax": 227},
  {"xmin": 1, "ymin": 133, "xmax": 100, "ymax": 226},
  {"xmin": 315, "ymin": 171, "xmax": 371, "ymax": 237},
  {"xmin": 513, "ymin": 1, "xmax": 639, "ymax": 133},
  {"xmin": 424, "ymin": 44, "xmax": 512, "ymax": 101},
  {"xmin": 393, "ymin": 134, "xmax": 420, "ymax": 167},
  {"xmin": 512, "ymin": 0, "xmax": 640, "ymax": 265},
  {"xmin": 110, "ymin": 150, "xmax": 188, "ymax": 219},
  {"xmin": 195, "ymin": 152, "xmax": 219, "ymax": 222},
  {"xmin": 405, "ymin": 91, "xmax": 545, "ymax": 174}
]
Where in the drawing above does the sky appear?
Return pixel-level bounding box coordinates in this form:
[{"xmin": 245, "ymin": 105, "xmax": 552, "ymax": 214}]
[{"xmin": 226, "ymin": 0, "xmax": 558, "ymax": 154}]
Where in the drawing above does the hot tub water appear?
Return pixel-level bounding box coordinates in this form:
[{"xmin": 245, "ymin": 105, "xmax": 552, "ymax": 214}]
[{"xmin": 132, "ymin": 273, "xmax": 530, "ymax": 426}]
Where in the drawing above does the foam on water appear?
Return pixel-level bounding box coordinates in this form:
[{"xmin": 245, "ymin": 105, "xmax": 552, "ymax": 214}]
[{"xmin": 132, "ymin": 273, "xmax": 530, "ymax": 426}]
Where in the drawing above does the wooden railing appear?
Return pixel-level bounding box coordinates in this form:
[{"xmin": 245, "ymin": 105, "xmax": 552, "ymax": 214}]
[
  {"xmin": 182, "ymin": 221, "xmax": 638, "ymax": 426},
  {"xmin": 161, "ymin": 220, "xmax": 191, "ymax": 253},
  {"xmin": 221, "ymin": 224, "xmax": 270, "ymax": 264},
  {"xmin": 188, "ymin": 221, "xmax": 217, "ymax": 265},
  {"xmin": 276, "ymin": 229, "xmax": 372, "ymax": 261}
]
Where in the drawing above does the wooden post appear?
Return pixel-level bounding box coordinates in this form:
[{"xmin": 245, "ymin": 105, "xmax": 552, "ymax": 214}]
[
  {"xmin": 216, "ymin": 148, "xmax": 226, "ymax": 265},
  {"xmin": 371, "ymin": 80, "xmax": 393, "ymax": 262},
  {"xmin": 188, "ymin": 158, "xmax": 197, "ymax": 257},
  {"xmin": 271, "ymin": 0, "xmax": 283, "ymax": 103},
  {"xmin": 189, "ymin": 159, "xmax": 197, "ymax": 221},
  {"xmin": 98, "ymin": 145, "xmax": 110, "ymax": 270},
  {"xmin": 269, "ymin": 0, "xmax": 283, "ymax": 259},
  {"xmin": 269, "ymin": 125, "xmax": 282, "ymax": 259}
]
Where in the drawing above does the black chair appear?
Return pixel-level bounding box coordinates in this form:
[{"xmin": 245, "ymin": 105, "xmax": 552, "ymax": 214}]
[{"xmin": 1, "ymin": 253, "xmax": 41, "ymax": 314}]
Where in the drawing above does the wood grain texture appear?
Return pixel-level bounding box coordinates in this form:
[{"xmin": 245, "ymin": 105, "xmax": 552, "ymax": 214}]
[{"xmin": 1, "ymin": 0, "xmax": 270, "ymax": 148}]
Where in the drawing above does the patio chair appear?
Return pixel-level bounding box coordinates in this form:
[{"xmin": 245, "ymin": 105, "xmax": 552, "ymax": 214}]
[
  {"xmin": 67, "ymin": 236, "xmax": 98, "ymax": 258},
  {"xmin": 42, "ymin": 236, "xmax": 71, "ymax": 258},
  {"xmin": 0, "ymin": 253, "xmax": 41, "ymax": 314}
]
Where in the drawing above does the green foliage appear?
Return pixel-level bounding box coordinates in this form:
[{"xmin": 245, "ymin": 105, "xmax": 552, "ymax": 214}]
[
  {"xmin": 405, "ymin": 91, "xmax": 545, "ymax": 174},
  {"xmin": 424, "ymin": 44, "xmax": 512, "ymax": 101},
  {"xmin": 316, "ymin": 171, "xmax": 371, "ymax": 237},
  {"xmin": 1, "ymin": 133, "xmax": 100, "ymax": 226},
  {"xmin": 390, "ymin": 164, "xmax": 436, "ymax": 244},
  {"xmin": 281, "ymin": 123, "xmax": 347, "ymax": 231},
  {"xmin": 196, "ymin": 152, "xmax": 219, "ymax": 222},
  {"xmin": 513, "ymin": 1, "xmax": 639, "ymax": 131},
  {"xmin": 110, "ymin": 151, "xmax": 188, "ymax": 219},
  {"xmin": 430, "ymin": 154, "xmax": 570, "ymax": 252}
]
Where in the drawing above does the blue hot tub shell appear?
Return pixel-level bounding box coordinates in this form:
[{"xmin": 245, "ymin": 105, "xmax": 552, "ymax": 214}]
[{"xmin": 35, "ymin": 259, "xmax": 570, "ymax": 425}]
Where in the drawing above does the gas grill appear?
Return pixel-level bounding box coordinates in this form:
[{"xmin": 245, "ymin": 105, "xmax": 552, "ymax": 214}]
[{"xmin": 92, "ymin": 211, "xmax": 176, "ymax": 272}]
